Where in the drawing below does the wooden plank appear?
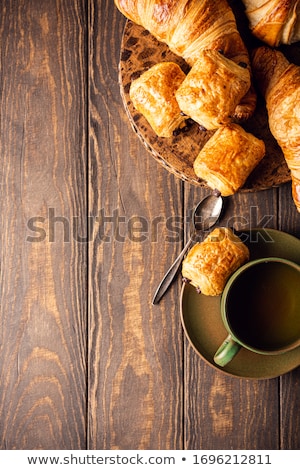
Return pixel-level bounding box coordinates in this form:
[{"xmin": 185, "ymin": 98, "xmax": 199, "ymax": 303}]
[
  {"xmin": 278, "ymin": 182, "xmax": 300, "ymax": 236},
  {"xmin": 88, "ymin": 0, "xmax": 183, "ymax": 449},
  {"xmin": 0, "ymin": 0, "xmax": 87, "ymax": 449},
  {"xmin": 278, "ymin": 183, "xmax": 300, "ymax": 449},
  {"xmin": 183, "ymin": 187, "xmax": 281, "ymax": 449},
  {"xmin": 184, "ymin": 356, "xmax": 280, "ymax": 450},
  {"xmin": 280, "ymin": 368, "xmax": 300, "ymax": 450}
]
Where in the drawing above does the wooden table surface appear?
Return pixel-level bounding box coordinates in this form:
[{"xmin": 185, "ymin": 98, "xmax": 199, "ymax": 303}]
[{"xmin": 1, "ymin": 0, "xmax": 300, "ymax": 450}]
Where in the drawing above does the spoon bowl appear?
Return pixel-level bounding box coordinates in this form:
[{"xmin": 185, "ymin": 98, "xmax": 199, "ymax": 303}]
[
  {"xmin": 193, "ymin": 193, "xmax": 223, "ymax": 233},
  {"xmin": 152, "ymin": 193, "xmax": 224, "ymax": 304}
]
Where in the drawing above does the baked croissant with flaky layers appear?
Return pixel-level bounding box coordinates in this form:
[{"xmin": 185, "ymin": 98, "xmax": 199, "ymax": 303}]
[
  {"xmin": 130, "ymin": 62, "xmax": 187, "ymax": 137},
  {"xmin": 242, "ymin": 0, "xmax": 300, "ymax": 46},
  {"xmin": 114, "ymin": 0, "xmax": 256, "ymax": 121},
  {"xmin": 175, "ymin": 50, "xmax": 251, "ymax": 131},
  {"xmin": 193, "ymin": 124, "xmax": 265, "ymax": 196},
  {"xmin": 182, "ymin": 227, "xmax": 250, "ymax": 296},
  {"xmin": 252, "ymin": 46, "xmax": 300, "ymax": 212}
]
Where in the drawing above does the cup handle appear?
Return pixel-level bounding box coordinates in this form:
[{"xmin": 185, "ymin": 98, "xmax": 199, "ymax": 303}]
[{"xmin": 214, "ymin": 335, "xmax": 241, "ymax": 367}]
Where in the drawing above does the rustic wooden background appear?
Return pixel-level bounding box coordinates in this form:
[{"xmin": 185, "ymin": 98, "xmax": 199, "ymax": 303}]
[{"xmin": 0, "ymin": 0, "xmax": 300, "ymax": 450}]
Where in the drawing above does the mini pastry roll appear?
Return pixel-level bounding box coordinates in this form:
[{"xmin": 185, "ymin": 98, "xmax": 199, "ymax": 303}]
[
  {"xmin": 182, "ymin": 227, "xmax": 249, "ymax": 296},
  {"xmin": 193, "ymin": 124, "xmax": 265, "ymax": 196},
  {"xmin": 129, "ymin": 62, "xmax": 186, "ymax": 137},
  {"xmin": 175, "ymin": 50, "xmax": 251, "ymax": 130}
]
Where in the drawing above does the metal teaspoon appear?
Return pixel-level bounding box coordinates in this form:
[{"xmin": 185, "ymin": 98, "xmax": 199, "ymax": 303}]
[{"xmin": 152, "ymin": 194, "xmax": 223, "ymax": 304}]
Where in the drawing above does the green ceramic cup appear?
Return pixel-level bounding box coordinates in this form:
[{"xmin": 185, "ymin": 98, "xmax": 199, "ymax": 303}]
[{"xmin": 214, "ymin": 257, "xmax": 300, "ymax": 368}]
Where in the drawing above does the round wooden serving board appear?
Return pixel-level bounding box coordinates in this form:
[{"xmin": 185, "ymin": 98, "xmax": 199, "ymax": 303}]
[{"xmin": 119, "ymin": 20, "xmax": 293, "ymax": 192}]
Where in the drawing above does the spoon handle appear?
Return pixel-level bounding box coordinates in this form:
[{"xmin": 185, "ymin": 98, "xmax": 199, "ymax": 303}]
[{"xmin": 152, "ymin": 236, "xmax": 194, "ymax": 304}]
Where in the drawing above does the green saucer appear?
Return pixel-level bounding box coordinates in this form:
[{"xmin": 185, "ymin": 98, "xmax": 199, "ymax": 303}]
[{"xmin": 180, "ymin": 228, "xmax": 300, "ymax": 379}]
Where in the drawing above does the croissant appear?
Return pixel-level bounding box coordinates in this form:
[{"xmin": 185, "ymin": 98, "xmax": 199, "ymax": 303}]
[
  {"xmin": 242, "ymin": 0, "xmax": 300, "ymax": 46},
  {"xmin": 175, "ymin": 50, "xmax": 251, "ymax": 131},
  {"xmin": 114, "ymin": 0, "xmax": 256, "ymax": 121},
  {"xmin": 252, "ymin": 46, "xmax": 300, "ymax": 211},
  {"xmin": 182, "ymin": 227, "xmax": 250, "ymax": 296},
  {"xmin": 193, "ymin": 124, "xmax": 265, "ymax": 196},
  {"xmin": 129, "ymin": 62, "xmax": 186, "ymax": 137}
]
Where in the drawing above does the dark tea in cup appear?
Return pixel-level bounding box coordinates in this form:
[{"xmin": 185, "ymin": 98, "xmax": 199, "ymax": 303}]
[{"xmin": 214, "ymin": 257, "xmax": 300, "ymax": 367}]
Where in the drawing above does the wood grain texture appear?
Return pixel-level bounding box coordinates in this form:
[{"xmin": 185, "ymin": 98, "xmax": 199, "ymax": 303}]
[
  {"xmin": 1, "ymin": 0, "xmax": 300, "ymax": 451},
  {"xmin": 0, "ymin": 0, "xmax": 87, "ymax": 449},
  {"xmin": 88, "ymin": 0, "xmax": 184, "ymax": 450},
  {"xmin": 277, "ymin": 183, "xmax": 300, "ymax": 449}
]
